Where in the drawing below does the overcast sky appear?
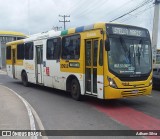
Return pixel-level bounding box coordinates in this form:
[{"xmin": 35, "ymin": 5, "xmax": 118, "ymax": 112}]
[{"xmin": 0, "ymin": 0, "xmax": 159, "ymax": 47}]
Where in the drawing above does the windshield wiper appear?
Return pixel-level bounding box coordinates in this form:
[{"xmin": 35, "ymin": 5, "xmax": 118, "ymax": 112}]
[
  {"xmin": 120, "ymin": 37, "xmax": 127, "ymax": 51},
  {"xmin": 137, "ymin": 39, "xmax": 143, "ymax": 65},
  {"xmin": 139, "ymin": 39, "xmax": 143, "ymax": 45},
  {"xmin": 120, "ymin": 37, "xmax": 130, "ymax": 64}
]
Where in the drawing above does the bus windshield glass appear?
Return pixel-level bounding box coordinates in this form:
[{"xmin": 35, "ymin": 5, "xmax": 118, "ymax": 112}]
[{"xmin": 108, "ymin": 37, "xmax": 152, "ymax": 75}]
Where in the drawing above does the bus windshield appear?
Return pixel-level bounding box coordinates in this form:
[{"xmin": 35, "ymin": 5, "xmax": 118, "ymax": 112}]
[{"xmin": 108, "ymin": 36, "xmax": 152, "ymax": 76}]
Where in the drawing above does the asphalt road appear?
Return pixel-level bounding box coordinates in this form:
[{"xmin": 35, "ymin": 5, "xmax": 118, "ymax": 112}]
[{"xmin": 0, "ymin": 74, "xmax": 160, "ymax": 139}]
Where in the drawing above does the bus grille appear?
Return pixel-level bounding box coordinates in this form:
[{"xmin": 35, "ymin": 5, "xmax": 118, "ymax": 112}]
[{"xmin": 121, "ymin": 89, "xmax": 146, "ymax": 97}]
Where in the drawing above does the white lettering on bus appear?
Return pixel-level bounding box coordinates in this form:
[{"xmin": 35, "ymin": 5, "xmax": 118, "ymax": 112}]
[{"xmin": 87, "ymin": 33, "xmax": 96, "ymax": 37}]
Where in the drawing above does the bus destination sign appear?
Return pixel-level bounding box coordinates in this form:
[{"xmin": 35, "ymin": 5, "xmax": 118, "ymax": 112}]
[{"xmin": 112, "ymin": 27, "xmax": 147, "ymax": 37}]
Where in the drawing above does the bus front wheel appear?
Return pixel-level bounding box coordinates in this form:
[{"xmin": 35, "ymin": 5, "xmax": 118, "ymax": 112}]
[
  {"xmin": 22, "ymin": 72, "xmax": 29, "ymax": 87},
  {"xmin": 71, "ymin": 79, "xmax": 81, "ymax": 101}
]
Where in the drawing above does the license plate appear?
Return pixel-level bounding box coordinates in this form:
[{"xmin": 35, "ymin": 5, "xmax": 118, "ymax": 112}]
[{"xmin": 132, "ymin": 90, "xmax": 139, "ymax": 94}]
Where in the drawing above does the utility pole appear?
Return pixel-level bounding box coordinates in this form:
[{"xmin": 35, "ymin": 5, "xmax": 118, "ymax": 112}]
[
  {"xmin": 52, "ymin": 26, "xmax": 62, "ymax": 31},
  {"xmin": 152, "ymin": 0, "xmax": 160, "ymax": 65},
  {"xmin": 0, "ymin": 41, "xmax": 2, "ymax": 69},
  {"xmin": 59, "ymin": 15, "xmax": 70, "ymax": 30},
  {"xmin": 27, "ymin": 0, "xmax": 30, "ymax": 35}
]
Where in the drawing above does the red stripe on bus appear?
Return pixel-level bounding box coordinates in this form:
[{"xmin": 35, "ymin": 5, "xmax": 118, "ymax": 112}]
[{"xmin": 92, "ymin": 103, "xmax": 160, "ymax": 139}]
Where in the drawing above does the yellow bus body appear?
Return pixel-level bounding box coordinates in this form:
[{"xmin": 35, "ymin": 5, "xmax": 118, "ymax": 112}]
[{"xmin": 6, "ymin": 22, "xmax": 152, "ymax": 100}]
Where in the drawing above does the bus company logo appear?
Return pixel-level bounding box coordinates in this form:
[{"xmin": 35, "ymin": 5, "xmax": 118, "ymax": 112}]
[
  {"xmin": 2, "ymin": 131, "xmax": 11, "ymax": 136},
  {"xmin": 24, "ymin": 62, "xmax": 34, "ymax": 70}
]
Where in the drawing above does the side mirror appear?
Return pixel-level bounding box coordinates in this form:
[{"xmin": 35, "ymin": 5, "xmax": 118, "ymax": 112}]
[{"xmin": 105, "ymin": 39, "xmax": 110, "ymax": 51}]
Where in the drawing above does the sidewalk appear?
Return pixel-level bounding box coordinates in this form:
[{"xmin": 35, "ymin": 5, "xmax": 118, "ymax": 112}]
[
  {"xmin": 0, "ymin": 85, "xmax": 31, "ymax": 130},
  {"xmin": 0, "ymin": 68, "xmax": 7, "ymax": 75}
]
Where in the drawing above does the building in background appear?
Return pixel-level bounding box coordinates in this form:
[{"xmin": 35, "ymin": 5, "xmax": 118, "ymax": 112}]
[
  {"xmin": 156, "ymin": 49, "xmax": 160, "ymax": 64},
  {"xmin": 153, "ymin": 48, "xmax": 160, "ymax": 68},
  {"xmin": 0, "ymin": 31, "xmax": 26, "ymax": 69},
  {"xmin": 153, "ymin": 48, "xmax": 160, "ymax": 88}
]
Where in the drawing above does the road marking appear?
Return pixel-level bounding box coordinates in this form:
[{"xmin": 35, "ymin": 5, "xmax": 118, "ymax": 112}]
[
  {"xmin": 0, "ymin": 70, "xmax": 7, "ymax": 75},
  {"xmin": 147, "ymin": 95, "xmax": 153, "ymax": 98},
  {"xmin": 0, "ymin": 73, "xmax": 6, "ymax": 75},
  {"xmin": 91, "ymin": 101, "xmax": 160, "ymax": 139},
  {"xmin": 1, "ymin": 85, "xmax": 48, "ymax": 139}
]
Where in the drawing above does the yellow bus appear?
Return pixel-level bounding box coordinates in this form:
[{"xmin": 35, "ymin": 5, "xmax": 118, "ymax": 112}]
[
  {"xmin": 0, "ymin": 30, "xmax": 26, "ymax": 68},
  {"xmin": 6, "ymin": 22, "xmax": 152, "ymax": 100}
]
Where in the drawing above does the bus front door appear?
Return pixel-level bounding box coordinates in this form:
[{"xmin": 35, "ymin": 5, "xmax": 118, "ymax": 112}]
[
  {"xmin": 85, "ymin": 39, "xmax": 99, "ymax": 95},
  {"xmin": 12, "ymin": 49, "xmax": 16, "ymax": 78},
  {"xmin": 36, "ymin": 45, "xmax": 43, "ymax": 84}
]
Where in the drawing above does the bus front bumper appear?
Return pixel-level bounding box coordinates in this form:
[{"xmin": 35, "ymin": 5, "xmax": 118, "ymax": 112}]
[{"xmin": 104, "ymin": 85, "xmax": 152, "ymax": 99}]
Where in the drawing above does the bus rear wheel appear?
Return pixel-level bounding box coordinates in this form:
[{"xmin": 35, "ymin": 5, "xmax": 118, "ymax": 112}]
[
  {"xmin": 71, "ymin": 79, "xmax": 81, "ymax": 101},
  {"xmin": 22, "ymin": 72, "xmax": 29, "ymax": 87}
]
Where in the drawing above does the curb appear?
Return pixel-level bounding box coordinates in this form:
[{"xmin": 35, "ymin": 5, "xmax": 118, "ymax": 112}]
[
  {"xmin": 0, "ymin": 70, "xmax": 7, "ymax": 74},
  {"xmin": 0, "ymin": 85, "xmax": 48, "ymax": 139}
]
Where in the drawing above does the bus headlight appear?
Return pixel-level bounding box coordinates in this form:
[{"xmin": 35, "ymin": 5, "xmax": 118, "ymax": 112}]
[{"xmin": 107, "ymin": 77, "xmax": 117, "ymax": 88}]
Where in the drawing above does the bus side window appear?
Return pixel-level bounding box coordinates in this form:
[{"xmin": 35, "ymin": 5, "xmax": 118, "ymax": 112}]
[
  {"xmin": 17, "ymin": 44, "xmax": 24, "ymax": 60},
  {"xmin": 6, "ymin": 46, "xmax": 11, "ymax": 60},
  {"xmin": 47, "ymin": 38, "xmax": 61, "ymax": 60},
  {"xmin": 62, "ymin": 35, "xmax": 80, "ymax": 60},
  {"xmin": 25, "ymin": 42, "xmax": 34, "ymax": 60},
  {"xmin": 99, "ymin": 40, "xmax": 103, "ymax": 66}
]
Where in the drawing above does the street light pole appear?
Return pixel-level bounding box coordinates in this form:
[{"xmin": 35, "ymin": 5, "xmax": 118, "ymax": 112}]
[
  {"xmin": 0, "ymin": 41, "xmax": 2, "ymax": 69},
  {"xmin": 152, "ymin": 0, "xmax": 160, "ymax": 65}
]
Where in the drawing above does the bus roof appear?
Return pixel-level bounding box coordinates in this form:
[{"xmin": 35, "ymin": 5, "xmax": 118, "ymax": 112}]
[
  {"xmin": 0, "ymin": 30, "xmax": 26, "ymax": 37},
  {"xmin": 6, "ymin": 22, "xmax": 106, "ymax": 46},
  {"xmin": 6, "ymin": 39, "xmax": 24, "ymax": 46},
  {"xmin": 6, "ymin": 22, "xmax": 148, "ymax": 46}
]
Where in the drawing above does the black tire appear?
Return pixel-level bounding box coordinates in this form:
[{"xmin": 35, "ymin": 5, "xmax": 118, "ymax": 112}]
[
  {"xmin": 71, "ymin": 79, "xmax": 81, "ymax": 100},
  {"xmin": 21, "ymin": 72, "xmax": 29, "ymax": 87}
]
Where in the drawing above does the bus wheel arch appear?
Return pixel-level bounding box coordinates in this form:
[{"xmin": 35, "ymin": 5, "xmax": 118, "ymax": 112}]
[
  {"xmin": 66, "ymin": 75, "xmax": 81, "ymax": 100},
  {"xmin": 21, "ymin": 70, "xmax": 29, "ymax": 87}
]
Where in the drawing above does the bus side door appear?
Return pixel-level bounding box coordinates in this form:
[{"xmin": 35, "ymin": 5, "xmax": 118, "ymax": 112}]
[
  {"xmin": 85, "ymin": 39, "xmax": 104, "ymax": 98},
  {"xmin": 35, "ymin": 45, "xmax": 43, "ymax": 84},
  {"xmin": 85, "ymin": 39, "xmax": 102, "ymax": 96},
  {"xmin": 11, "ymin": 48, "xmax": 16, "ymax": 78}
]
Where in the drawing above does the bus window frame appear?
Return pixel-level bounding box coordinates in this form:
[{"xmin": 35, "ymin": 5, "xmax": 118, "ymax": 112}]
[
  {"xmin": 46, "ymin": 37, "xmax": 61, "ymax": 60},
  {"xmin": 24, "ymin": 42, "xmax": 34, "ymax": 60},
  {"xmin": 99, "ymin": 39, "xmax": 103, "ymax": 66},
  {"xmin": 17, "ymin": 43, "xmax": 25, "ymax": 60},
  {"xmin": 61, "ymin": 34, "xmax": 81, "ymax": 60},
  {"xmin": 6, "ymin": 46, "xmax": 11, "ymax": 60}
]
